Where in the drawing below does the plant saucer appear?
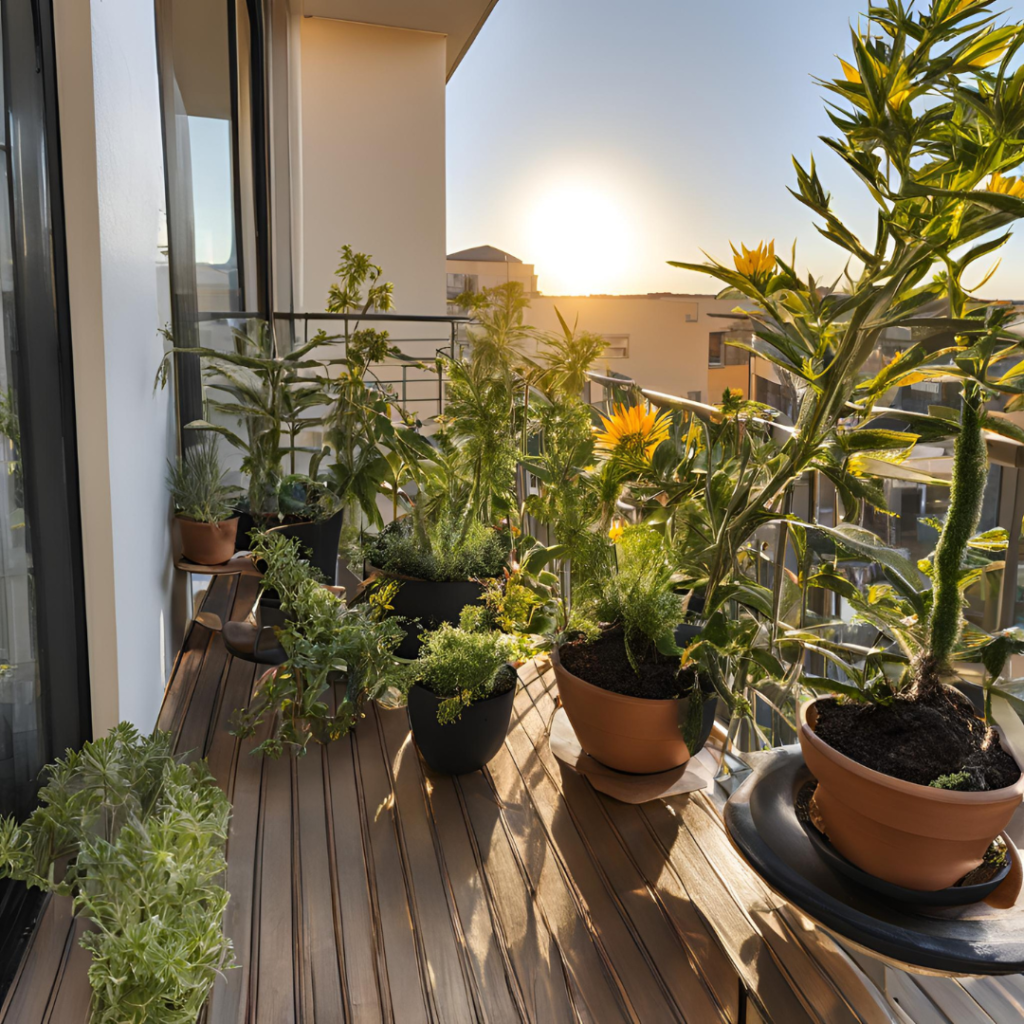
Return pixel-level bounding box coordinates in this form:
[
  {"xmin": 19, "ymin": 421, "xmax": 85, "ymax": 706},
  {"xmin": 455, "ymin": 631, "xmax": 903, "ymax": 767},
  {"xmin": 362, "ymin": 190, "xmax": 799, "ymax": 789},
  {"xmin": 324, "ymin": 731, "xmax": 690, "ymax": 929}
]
[{"xmin": 797, "ymin": 781, "xmax": 1012, "ymax": 907}]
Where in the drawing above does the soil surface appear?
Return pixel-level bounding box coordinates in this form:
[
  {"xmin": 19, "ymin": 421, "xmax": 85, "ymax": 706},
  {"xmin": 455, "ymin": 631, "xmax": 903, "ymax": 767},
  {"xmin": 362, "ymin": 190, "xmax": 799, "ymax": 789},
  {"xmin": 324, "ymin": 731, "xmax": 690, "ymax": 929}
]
[
  {"xmin": 813, "ymin": 686, "xmax": 1020, "ymax": 791},
  {"xmin": 559, "ymin": 627, "xmax": 696, "ymax": 700}
]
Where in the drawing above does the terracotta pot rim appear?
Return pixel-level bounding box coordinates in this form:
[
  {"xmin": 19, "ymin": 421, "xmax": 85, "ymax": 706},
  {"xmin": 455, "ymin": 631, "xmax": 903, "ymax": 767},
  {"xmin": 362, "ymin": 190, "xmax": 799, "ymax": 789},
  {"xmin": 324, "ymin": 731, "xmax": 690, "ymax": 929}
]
[
  {"xmin": 175, "ymin": 514, "xmax": 239, "ymax": 525},
  {"xmin": 550, "ymin": 646, "xmax": 689, "ymax": 709},
  {"xmin": 799, "ymin": 696, "xmax": 1024, "ymax": 803}
]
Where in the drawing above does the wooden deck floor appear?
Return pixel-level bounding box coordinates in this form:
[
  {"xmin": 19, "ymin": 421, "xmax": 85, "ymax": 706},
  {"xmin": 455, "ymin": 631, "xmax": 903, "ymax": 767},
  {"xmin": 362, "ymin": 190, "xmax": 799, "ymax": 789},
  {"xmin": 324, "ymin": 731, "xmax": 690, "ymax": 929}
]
[{"xmin": 4, "ymin": 573, "xmax": 1024, "ymax": 1023}]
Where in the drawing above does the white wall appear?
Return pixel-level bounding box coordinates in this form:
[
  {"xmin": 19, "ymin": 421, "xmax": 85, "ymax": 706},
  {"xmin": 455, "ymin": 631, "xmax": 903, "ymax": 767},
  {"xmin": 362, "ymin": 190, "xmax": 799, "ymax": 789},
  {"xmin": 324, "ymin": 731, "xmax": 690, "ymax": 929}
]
[
  {"xmin": 53, "ymin": 0, "xmax": 178, "ymax": 737},
  {"xmin": 298, "ymin": 18, "xmax": 447, "ymax": 317}
]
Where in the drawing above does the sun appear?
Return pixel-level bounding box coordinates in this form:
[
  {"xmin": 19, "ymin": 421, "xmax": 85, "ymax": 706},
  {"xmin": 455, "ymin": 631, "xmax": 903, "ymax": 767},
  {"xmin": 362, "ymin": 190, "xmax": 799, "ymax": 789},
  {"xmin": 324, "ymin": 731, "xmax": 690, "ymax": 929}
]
[{"xmin": 527, "ymin": 182, "xmax": 635, "ymax": 295}]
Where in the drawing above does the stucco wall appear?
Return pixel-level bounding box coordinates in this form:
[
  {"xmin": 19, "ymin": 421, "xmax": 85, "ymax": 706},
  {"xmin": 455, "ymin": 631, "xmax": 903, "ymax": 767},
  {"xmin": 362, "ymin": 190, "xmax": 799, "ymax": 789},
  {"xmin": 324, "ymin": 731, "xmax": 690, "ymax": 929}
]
[
  {"xmin": 298, "ymin": 18, "xmax": 447, "ymax": 318},
  {"xmin": 53, "ymin": 0, "xmax": 178, "ymax": 737},
  {"xmin": 527, "ymin": 294, "xmax": 748, "ymax": 404}
]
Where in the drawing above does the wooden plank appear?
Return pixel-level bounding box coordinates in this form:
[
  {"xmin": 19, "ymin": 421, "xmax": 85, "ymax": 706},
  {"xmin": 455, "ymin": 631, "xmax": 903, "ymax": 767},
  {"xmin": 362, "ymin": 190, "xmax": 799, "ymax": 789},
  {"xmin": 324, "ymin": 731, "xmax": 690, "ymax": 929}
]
[
  {"xmin": 0, "ymin": 896, "xmax": 74, "ymax": 1024},
  {"xmin": 912, "ymin": 976, "xmax": 996, "ymax": 1024},
  {"xmin": 419, "ymin": 762, "xmax": 526, "ymax": 1024},
  {"xmin": 375, "ymin": 706, "xmax": 478, "ymax": 1023},
  {"xmin": 509, "ymin": 679, "xmax": 730, "ymax": 1023},
  {"xmin": 294, "ymin": 743, "xmax": 345, "ymax": 1024},
  {"xmin": 969, "ymin": 977, "xmax": 1024, "ymax": 1021},
  {"xmin": 43, "ymin": 919, "xmax": 92, "ymax": 1024},
  {"xmin": 350, "ymin": 708, "xmax": 430, "ymax": 1024},
  {"xmin": 679, "ymin": 795, "xmax": 859, "ymax": 1024},
  {"xmin": 882, "ymin": 968, "xmax": 952, "ymax": 1024},
  {"xmin": 641, "ymin": 797, "xmax": 815, "ymax": 1024},
  {"xmin": 324, "ymin": 725, "xmax": 386, "ymax": 1024},
  {"xmin": 482, "ymin": 739, "xmax": 637, "ymax": 1023},
  {"xmin": 455, "ymin": 770, "xmax": 577, "ymax": 1022},
  {"xmin": 777, "ymin": 906, "xmax": 900, "ymax": 1024},
  {"xmin": 252, "ymin": 754, "xmax": 297, "ymax": 1024},
  {"xmin": 520, "ymin": 667, "xmax": 740, "ymax": 1022}
]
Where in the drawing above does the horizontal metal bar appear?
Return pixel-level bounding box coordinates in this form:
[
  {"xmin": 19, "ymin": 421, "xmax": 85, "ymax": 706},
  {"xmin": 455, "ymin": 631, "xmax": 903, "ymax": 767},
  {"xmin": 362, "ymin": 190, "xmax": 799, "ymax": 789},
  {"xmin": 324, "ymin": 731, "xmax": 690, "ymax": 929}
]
[{"xmin": 196, "ymin": 310, "xmax": 472, "ymax": 324}]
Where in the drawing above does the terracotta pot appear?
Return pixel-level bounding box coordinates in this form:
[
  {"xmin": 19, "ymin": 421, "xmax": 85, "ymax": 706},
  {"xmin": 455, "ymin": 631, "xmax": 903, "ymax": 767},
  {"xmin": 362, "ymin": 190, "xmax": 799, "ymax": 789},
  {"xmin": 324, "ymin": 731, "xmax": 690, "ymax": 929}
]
[
  {"xmin": 177, "ymin": 516, "xmax": 239, "ymax": 565},
  {"xmin": 550, "ymin": 647, "xmax": 716, "ymax": 774},
  {"xmin": 799, "ymin": 698, "xmax": 1024, "ymax": 891}
]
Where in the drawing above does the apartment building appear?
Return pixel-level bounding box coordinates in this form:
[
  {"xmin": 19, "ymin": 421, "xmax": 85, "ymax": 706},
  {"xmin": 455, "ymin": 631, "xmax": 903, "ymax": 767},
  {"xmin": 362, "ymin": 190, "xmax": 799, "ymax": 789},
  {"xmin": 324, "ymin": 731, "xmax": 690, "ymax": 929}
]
[{"xmin": 447, "ymin": 247, "xmax": 755, "ymax": 403}]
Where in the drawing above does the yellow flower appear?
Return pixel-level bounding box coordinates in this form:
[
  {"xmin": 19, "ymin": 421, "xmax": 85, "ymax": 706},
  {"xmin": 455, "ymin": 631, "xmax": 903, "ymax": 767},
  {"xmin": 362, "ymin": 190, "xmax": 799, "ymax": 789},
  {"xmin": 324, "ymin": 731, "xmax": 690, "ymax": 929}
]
[
  {"xmin": 608, "ymin": 521, "xmax": 624, "ymax": 543},
  {"xmin": 594, "ymin": 403, "xmax": 672, "ymax": 463},
  {"xmin": 731, "ymin": 240, "xmax": 776, "ymax": 281},
  {"xmin": 988, "ymin": 171, "xmax": 1024, "ymax": 198}
]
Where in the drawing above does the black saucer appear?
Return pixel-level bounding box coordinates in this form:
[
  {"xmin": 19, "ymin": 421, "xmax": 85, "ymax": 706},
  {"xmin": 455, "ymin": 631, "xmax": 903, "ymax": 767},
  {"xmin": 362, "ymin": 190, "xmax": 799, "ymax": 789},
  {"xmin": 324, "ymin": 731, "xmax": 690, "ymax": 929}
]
[
  {"xmin": 724, "ymin": 745, "xmax": 1024, "ymax": 975},
  {"xmin": 797, "ymin": 782, "xmax": 1011, "ymax": 907}
]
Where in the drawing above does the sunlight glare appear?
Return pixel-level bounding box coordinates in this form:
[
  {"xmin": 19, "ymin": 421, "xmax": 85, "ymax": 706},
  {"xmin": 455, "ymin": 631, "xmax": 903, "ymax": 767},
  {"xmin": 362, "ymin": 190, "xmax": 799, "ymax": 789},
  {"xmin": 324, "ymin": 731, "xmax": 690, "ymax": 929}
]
[{"xmin": 527, "ymin": 182, "xmax": 635, "ymax": 295}]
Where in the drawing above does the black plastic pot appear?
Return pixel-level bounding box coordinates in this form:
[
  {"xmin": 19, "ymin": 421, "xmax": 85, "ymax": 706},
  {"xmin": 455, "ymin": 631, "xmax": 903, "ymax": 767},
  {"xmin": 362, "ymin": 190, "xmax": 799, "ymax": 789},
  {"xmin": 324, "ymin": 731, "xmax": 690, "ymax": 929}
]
[
  {"xmin": 385, "ymin": 579, "xmax": 486, "ymax": 659},
  {"xmin": 407, "ymin": 678, "xmax": 516, "ymax": 774},
  {"xmin": 238, "ymin": 509, "xmax": 344, "ymax": 586}
]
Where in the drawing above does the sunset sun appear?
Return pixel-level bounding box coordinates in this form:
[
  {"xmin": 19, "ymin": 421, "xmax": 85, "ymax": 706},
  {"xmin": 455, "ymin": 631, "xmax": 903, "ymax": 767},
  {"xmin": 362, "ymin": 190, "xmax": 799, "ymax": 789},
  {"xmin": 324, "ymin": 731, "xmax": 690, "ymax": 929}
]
[{"xmin": 527, "ymin": 182, "xmax": 635, "ymax": 295}]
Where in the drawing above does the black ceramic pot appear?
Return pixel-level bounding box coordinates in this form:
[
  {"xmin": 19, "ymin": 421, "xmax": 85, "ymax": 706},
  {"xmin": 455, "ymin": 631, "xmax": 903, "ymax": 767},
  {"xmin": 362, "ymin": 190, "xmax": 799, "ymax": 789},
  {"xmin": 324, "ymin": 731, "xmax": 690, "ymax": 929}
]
[
  {"xmin": 407, "ymin": 678, "xmax": 516, "ymax": 775},
  {"xmin": 386, "ymin": 579, "xmax": 486, "ymax": 659},
  {"xmin": 238, "ymin": 509, "xmax": 345, "ymax": 587}
]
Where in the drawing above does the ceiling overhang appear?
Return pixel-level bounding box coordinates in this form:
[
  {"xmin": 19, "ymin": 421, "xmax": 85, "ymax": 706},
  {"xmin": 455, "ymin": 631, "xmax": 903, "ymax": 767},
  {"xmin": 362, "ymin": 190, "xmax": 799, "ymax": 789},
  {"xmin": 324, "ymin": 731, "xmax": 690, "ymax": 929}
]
[{"xmin": 300, "ymin": 0, "xmax": 498, "ymax": 80}]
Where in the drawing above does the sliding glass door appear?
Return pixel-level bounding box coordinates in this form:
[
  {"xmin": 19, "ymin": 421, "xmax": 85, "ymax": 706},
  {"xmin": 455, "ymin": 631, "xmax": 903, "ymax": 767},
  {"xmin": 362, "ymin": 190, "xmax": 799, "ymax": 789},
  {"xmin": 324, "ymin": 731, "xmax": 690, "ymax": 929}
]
[{"xmin": 0, "ymin": 0, "xmax": 89, "ymax": 994}]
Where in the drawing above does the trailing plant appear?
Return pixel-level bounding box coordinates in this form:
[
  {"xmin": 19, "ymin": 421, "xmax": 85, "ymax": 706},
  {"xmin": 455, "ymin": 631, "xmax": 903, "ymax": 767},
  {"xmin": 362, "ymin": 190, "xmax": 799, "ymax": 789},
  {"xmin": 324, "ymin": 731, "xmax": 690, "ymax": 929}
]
[
  {"xmin": 0, "ymin": 724, "xmax": 233, "ymax": 1024},
  {"xmin": 166, "ymin": 437, "xmax": 240, "ymax": 523},
  {"xmin": 368, "ymin": 504, "xmax": 508, "ymax": 583},
  {"xmin": 408, "ymin": 614, "xmax": 524, "ymax": 724},
  {"xmin": 233, "ymin": 532, "xmax": 406, "ymax": 756}
]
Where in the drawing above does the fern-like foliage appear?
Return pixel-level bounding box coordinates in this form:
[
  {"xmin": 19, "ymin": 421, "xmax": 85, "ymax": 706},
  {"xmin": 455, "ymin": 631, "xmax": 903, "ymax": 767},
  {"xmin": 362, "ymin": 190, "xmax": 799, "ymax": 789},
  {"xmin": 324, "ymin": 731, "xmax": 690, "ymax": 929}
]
[{"xmin": 0, "ymin": 724, "xmax": 233, "ymax": 1024}]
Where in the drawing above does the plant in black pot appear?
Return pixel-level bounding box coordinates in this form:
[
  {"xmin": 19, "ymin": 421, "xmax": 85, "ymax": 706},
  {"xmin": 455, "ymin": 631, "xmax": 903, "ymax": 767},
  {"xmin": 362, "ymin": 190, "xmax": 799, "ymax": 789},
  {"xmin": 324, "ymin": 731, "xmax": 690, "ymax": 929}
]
[
  {"xmin": 367, "ymin": 502, "xmax": 509, "ymax": 658},
  {"xmin": 166, "ymin": 437, "xmax": 241, "ymax": 565},
  {"xmin": 550, "ymin": 524, "xmax": 716, "ymax": 775},
  {"xmin": 405, "ymin": 613, "xmax": 526, "ymax": 774}
]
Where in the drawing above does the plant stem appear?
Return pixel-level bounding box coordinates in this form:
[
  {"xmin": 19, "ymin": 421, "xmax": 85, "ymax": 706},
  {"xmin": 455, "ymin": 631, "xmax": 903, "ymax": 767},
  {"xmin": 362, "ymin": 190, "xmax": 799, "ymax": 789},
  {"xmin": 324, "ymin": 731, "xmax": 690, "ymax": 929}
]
[{"xmin": 925, "ymin": 379, "xmax": 987, "ymax": 680}]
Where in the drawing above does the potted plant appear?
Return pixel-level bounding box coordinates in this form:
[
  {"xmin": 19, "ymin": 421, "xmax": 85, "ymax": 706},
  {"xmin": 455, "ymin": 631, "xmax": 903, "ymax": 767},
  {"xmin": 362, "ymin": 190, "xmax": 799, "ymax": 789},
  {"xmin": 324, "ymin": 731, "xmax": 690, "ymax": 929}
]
[
  {"xmin": 367, "ymin": 502, "xmax": 509, "ymax": 658},
  {"xmin": 550, "ymin": 524, "xmax": 717, "ymax": 774},
  {"xmin": 0, "ymin": 724, "xmax": 233, "ymax": 1023},
  {"xmin": 799, "ymin": 310, "xmax": 1024, "ymax": 891},
  {"xmin": 231, "ymin": 531, "xmax": 406, "ymax": 757},
  {"xmin": 166, "ymin": 437, "xmax": 240, "ymax": 564},
  {"xmin": 404, "ymin": 615, "xmax": 524, "ymax": 774}
]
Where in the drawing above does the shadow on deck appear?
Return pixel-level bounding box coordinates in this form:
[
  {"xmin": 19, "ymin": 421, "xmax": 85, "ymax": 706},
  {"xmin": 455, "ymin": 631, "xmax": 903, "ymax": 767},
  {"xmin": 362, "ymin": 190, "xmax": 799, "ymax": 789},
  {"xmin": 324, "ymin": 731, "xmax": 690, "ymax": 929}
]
[{"xmin": 3, "ymin": 573, "xmax": 1021, "ymax": 1022}]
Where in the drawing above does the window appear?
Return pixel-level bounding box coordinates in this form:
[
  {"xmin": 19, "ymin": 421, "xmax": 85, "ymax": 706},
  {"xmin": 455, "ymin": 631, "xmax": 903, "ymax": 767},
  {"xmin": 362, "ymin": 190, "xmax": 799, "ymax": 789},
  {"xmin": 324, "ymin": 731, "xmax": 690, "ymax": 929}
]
[
  {"xmin": 0, "ymin": 0, "xmax": 90, "ymax": 994},
  {"xmin": 447, "ymin": 273, "xmax": 478, "ymax": 301},
  {"xmin": 687, "ymin": 390, "xmax": 702, "ymax": 402},
  {"xmin": 709, "ymin": 330, "xmax": 751, "ymax": 366}
]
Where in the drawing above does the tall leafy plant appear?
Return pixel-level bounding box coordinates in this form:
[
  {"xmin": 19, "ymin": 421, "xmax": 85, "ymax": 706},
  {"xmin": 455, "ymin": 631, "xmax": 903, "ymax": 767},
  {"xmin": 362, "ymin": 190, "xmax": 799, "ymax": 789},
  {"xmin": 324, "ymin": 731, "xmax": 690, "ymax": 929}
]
[{"xmin": 648, "ymin": 0, "xmax": 1024, "ymax": 713}]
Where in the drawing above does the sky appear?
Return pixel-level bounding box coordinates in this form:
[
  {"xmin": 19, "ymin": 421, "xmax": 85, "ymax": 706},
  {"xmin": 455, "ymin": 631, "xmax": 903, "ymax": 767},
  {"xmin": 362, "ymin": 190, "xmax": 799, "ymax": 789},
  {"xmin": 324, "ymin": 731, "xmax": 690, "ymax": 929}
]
[{"xmin": 446, "ymin": 0, "xmax": 1024, "ymax": 298}]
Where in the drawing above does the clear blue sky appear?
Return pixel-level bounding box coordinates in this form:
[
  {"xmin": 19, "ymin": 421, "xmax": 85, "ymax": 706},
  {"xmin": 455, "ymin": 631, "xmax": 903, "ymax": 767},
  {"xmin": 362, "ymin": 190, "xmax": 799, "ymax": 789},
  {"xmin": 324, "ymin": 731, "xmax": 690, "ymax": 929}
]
[{"xmin": 446, "ymin": 0, "xmax": 1024, "ymax": 297}]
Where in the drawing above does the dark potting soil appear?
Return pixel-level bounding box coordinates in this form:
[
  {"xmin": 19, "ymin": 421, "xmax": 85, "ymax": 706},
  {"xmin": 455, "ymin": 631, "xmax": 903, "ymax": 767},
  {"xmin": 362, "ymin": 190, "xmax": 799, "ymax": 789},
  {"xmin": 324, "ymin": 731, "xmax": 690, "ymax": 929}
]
[
  {"xmin": 813, "ymin": 686, "xmax": 1020, "ymax": 791},
  {"xmin": 559, "ymin": 627, "xmax": 697, "ymax": 700}
]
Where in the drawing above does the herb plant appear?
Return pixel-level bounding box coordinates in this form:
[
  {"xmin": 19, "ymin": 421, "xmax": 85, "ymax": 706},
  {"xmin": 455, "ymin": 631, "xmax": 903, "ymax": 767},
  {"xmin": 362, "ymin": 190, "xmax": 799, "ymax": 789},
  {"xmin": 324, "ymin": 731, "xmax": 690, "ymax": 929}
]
[
  {"xmin": 166, "ymin": 438, "xmax": 239, "ymax": 523},
  {"xmin": 233, "ymin": 531, "xmax": 406, "ymax": 756},
  {"xmin": 410, "ymin": 615, "xmax": 523, "ymax": 724},
  {"xmin": 595, "ymin": 525, "xmax": 683, "ymax": 674},
  {"xmin": 0, "ymin": 724, "xmax": 233, "ymax": 1024},
  {"xmin": 368, "ymin": 505, "xmax": 508, "ymax": 582}
]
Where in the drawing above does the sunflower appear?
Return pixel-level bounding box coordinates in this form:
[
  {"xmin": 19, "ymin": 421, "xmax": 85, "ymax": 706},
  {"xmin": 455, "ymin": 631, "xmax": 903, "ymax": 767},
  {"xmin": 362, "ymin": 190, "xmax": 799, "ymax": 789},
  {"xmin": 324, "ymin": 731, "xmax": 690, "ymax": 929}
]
[
  {"xmin": 988, "ymin": 171, "xmax": 1024, "ymax": 198},
  {"xmin": 594, "ymin": 403, "xmax": 672, "ymax": 464},
  {"xmin": 731, "ymin": 240, "xmax": 776, "ymax": 282}
]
